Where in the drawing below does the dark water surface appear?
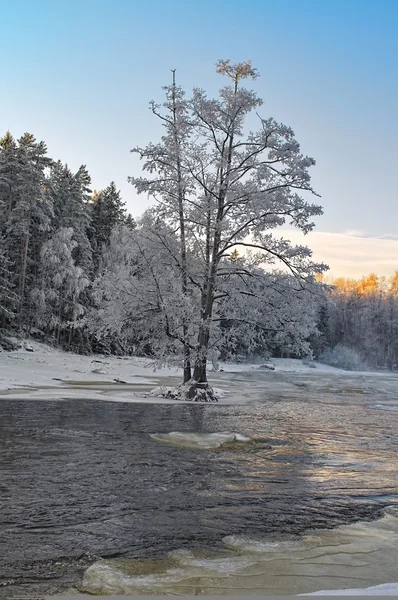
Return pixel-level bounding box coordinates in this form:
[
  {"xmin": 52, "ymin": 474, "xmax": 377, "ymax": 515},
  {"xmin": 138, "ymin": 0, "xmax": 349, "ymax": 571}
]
[{"xmin": 1, "ymin": 372, "xmax": 398, "ymax": 597}]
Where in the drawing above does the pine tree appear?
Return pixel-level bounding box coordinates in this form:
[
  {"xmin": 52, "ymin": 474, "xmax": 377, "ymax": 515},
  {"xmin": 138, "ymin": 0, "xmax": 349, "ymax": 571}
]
[
  {"xmin": 0, "ymin": 131, "xmax": 19, "ymax": 230},
  {"xmin": 3, "ymin": 133, "xmax": 53, "ymax": 328},
  {"xmin": 0, "ymin": 132, "xmax": 19, "ymax": 328},
  {"xmin": 0, "ymin": 235, "xmax": 18, "ymax": 323},
  {"xmin": 49, "ymin": 161, "xmax": 93, "ymax": 275},
  {"xmin": 89, "ymin": 182, "xmax": 132, "ymax": 273},
  {"xmin": 31, "ymin": 227, "xmax": 90, "ymax": 345}
]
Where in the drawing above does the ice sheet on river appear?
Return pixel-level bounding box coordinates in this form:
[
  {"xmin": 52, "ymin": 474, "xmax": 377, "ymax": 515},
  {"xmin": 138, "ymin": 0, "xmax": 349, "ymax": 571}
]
[{"xmin": 79, "ymin": 508, "xmax": 398, "ymax": 596}]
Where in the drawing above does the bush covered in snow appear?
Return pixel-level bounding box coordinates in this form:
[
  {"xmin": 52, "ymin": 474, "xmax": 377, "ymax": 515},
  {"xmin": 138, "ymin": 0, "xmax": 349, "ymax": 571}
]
[{"xmin": 319, "ymin": 344, "xmax": 366, "ymax": 371}]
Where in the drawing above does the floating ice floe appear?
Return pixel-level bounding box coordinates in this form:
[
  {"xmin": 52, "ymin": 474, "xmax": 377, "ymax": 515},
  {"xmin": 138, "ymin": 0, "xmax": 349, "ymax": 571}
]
[
  {"xmin": 150, "ymin": 431, "xmax": 252, "ymax": 449},
  {"xmin": 223, "ymin": 534, "xmax": 305, "ymax": 553}
]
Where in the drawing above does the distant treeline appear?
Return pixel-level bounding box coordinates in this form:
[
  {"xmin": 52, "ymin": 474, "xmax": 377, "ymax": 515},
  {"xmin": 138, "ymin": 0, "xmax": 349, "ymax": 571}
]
[{"xmin": 1, "ymin": 131, "xmax": 397, "ymax": 370}]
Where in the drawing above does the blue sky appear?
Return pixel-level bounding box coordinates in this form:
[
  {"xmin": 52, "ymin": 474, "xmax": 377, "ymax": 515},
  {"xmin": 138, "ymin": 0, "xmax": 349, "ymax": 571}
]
[{"xmin": 2, "ymin": 0, "xmax": 398, "ymax": 276}]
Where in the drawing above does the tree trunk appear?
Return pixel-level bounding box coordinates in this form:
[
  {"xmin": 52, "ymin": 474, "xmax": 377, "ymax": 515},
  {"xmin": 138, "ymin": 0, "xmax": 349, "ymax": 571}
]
[
  {"xmin": 192, "ymin": 319, "xmax": 210, "ymax": 383},
  {"xmin": 68, "ymin": 326, "xmax": 73, "ymax": 349},
  {"xmin": 171, "ymin": 70, "xmax": 191, "ymax": 383},
  {"xmin": 183, "ymin": 345, "xmax": 192, "ymax": 383},
  {"xmin": 190, "ymin": 80, "xmax": 239, "ymax": 389},
  {"xmin": 18, "ymin": 226, "xmax": 30, "ymax": 330},
  {"xmin": 192, "ymin": 357, "xmax": 207, "ymax": 382}
]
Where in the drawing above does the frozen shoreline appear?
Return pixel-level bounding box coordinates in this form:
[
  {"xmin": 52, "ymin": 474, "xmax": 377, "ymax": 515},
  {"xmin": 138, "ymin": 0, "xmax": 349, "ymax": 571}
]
[{"xmin": 1, "ymin": 339, "xmax": 397, "ymax": 405}]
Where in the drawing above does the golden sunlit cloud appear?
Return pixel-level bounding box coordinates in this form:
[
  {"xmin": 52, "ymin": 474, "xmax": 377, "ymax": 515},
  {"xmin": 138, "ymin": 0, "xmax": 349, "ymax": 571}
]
[{"xmin": 277, "ymin": 230, "xmax": 398, "ymax": 278}]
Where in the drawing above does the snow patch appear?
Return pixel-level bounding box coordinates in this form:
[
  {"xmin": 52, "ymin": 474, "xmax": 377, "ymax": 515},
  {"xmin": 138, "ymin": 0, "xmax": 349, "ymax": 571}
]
[{"xmin": 300, "ymin": 582, "xmax": 398, "ymax": 596}]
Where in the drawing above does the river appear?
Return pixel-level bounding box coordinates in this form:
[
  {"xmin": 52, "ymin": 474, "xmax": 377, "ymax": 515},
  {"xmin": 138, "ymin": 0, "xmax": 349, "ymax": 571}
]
[{"xmin": 1, "ymin": 369, "xmax": 398, "ymax": 597}]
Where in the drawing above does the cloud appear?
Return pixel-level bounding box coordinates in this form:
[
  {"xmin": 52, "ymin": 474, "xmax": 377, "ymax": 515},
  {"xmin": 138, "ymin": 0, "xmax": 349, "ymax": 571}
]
[
  {"xmin": 341, "ymin": 229, "xmax": 366, "ymax": 237},
  {"xmin": 276, "ymin": 230, "xmax": 398, "ymax": 278},
  {"xmin": 377, "ymin": 233, "xmax": 398, "ymax": 240}
]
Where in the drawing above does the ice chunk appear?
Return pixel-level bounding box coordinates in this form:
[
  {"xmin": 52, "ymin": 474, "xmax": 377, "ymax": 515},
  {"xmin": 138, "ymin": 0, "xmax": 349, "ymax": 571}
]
[{"xmin": 150, "ymin": 431, "xmax": 252, "ymax": 449}]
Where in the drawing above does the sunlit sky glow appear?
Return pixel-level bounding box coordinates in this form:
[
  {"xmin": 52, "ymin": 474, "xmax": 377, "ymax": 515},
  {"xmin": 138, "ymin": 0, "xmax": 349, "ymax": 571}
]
[{"xmin": 2, "ymin": 0, "xmax": 397, "ymax": 277}]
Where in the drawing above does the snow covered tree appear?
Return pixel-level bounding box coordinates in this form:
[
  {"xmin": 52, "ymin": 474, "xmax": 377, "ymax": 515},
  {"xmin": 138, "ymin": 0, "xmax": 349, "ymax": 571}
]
[
  {"xmin": 90, "ymin": 215, "xmax": 200, "ymax": 361},
  {"xmin": 0, "ymin": 132, "xmax": 19, "ymax": 229},
  {"xmin": 357, "ymin": 273, "xmax": 380, "ymax": 296},
  {"xmin": 130, "ymin": 71, "xmax": 194, "ymax": 382},
  {"xmin": 31, "ymin": 227, "xmax": 90, "ymax": 345},
  {"xmin": 89, "ymin": 182, "xmax": 133, "ymax": 273},
  {"xmin": 1, "ymin": 133, "xmax": 53, "ymax": 328},
  {"xmin": 321, "ymin": 273, "xmax": 398, "ymax": 370},
  {"xmin": 0, "ymin": 234, "xmax": 18, "ymax": 323},
  {"xmin": 49, "ymin": 161, "xmax": 93, "ymax": 275},
  {"xmin": 389, "ymin": 270, "xmax": 398, "ymax": 296},
  {"xmin": 90, "ymin": 214, "xmax": 323, "ymax": 378},
  {"xmin": 215, "ymin": 266, "xmax": 321, "ymax": 360},
  {"xmin": 129, "ymin": 60, "xmax": 328, "ymax": 400},
  {"xmin": 0, "ymin": 133, "xmax": 18, "ymax": 327}
]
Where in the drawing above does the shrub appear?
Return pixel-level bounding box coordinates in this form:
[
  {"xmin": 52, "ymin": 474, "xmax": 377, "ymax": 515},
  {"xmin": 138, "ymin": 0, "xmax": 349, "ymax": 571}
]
[{"xmin": 319, "ymin": 345, "xmax": 366, "ymax": 371}]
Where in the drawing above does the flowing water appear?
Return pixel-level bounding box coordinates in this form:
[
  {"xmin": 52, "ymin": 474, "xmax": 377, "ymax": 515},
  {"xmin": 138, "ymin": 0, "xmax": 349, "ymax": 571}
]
[{"xmin": 1, "ymin": 369, "xmax": 398, "ymax": 597}]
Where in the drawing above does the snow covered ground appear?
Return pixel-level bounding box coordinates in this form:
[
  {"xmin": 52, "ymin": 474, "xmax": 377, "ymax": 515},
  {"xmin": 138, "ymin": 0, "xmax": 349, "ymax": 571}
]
[
  {"xmin": 0, "ymin": 339, "xmax": 332, "ymax": 402},
  {"xmin": 0, "ymin": 340, "xmax": 397, "ymax": 407}
]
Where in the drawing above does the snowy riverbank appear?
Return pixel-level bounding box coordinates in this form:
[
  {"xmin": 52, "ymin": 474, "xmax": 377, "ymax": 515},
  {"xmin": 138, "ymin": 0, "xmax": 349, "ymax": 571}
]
[{"xmin": 0, "ymin": 339, "xmax": 397, "ymax": 406}]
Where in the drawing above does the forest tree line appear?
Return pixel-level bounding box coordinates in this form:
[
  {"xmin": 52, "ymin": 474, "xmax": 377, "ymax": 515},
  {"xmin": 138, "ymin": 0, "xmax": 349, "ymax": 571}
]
[
  {"xmin": 316, "ymin": 273, "xmax": 398, "ymax": 370},
  {"xmin": 0, "ymin": 130, "xmax": 134, "ymax": 353},
  {"xmin": 0, "ymin": 130, "xmax": 397, "ymax": 371}
]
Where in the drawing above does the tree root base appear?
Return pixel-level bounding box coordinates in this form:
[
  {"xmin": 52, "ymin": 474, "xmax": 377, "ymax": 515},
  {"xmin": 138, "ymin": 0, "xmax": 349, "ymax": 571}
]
[{"xmin": 157, "ymin": 381, "xmax": 219, "ymax": 402}]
